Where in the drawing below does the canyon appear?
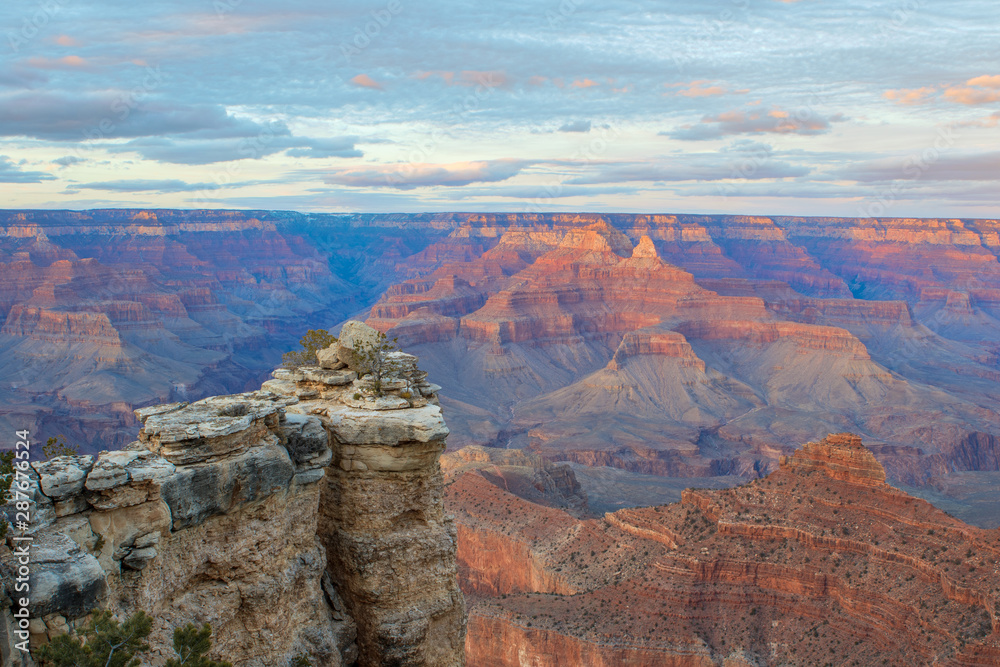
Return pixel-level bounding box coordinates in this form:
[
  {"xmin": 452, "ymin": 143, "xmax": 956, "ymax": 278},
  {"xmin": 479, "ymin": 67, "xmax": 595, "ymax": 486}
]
[
  {"xmin": 3, "ymin": 209, "xmax": 1000, "ymax": 526},
  {"xmin": 447, "ymin": 434, "xmax": 1000, "ymax": 666}
]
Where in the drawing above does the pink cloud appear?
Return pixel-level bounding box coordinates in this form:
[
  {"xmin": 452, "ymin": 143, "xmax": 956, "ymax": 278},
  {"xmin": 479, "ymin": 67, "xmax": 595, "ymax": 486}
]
[
  {"xmin": 571, "ymin": 78, "xmax": 599, "ymax": 89},
  {"xmin": 942, "ymin": 86, "xmax": 1000, "ymax": 105},
  {"xmin": 26, "ymin": 55, "xmax": 91, "ymax": 70},
  {"xmin": 966, "ymin": 75, "xmax": 1000, "ymax": 89},
  {"xmin": 413, "ymin": 70, "xmax": 506, "ymax": 88},
  {"xmin": 350, "ymin": 74, "xmax": 383, "ymax": 90},
  {"xmin": 883, "ymin": 86, "xmax": 937, "ymax": 105},
  {"xmin": 52, "ymin": 35, "xmax": 80, "ymax": 47},
  {"xmin": 671, "ymin": 80, "xmax": 746, "ymax": 98}
]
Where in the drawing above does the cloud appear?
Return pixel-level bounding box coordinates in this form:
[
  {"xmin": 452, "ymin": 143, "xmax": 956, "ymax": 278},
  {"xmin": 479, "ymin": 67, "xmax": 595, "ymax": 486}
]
[
  {"xmin": 670, "ymin": 80, "xmax": 747, "ymax": 98},
  {"xmin": 75, "ymin": 179, "xmax": 265, "ymax": 193},
  {"xmin": 52, "ymin": 35, "xmax": 81, "ymax": 47},
  {"xmin": 957, "ymin": 111, "xmax": 1000, "ymax": 128},
  {"xmin": 110, "ymin": 135, "xmax": 363, "ymax": 164},
  {"xmin": 0, "ymin": 156, "xmax": 56, "ymax": 183},
  {"xmin": 566, "ymin": 155, "xmax": 810, "ymax": 184},
  {"xmin": 665, "ymin": 107, "xmax": 844, "ymax": 140},
  {"xmin": 558, "ymin": 120, "xmax": 592, "ymax": 133},
  {"xmin": 53, "ymin": 156, "xmax": 87, "ymax": 168},
  {"xmin": 25, "ymin": 56, "xmax": 92, "ymax": 71},
  {"xmin": 284, "ymin": 136, "xmax": 365, "ymax": 159},
  {"xmin": 571, "ymin": 79, "xmax": 599, "ymax": 89},
  {"xmin": 0, "ymin": 91, "xmax": 283, "ymax": 141},
  {"xmin": 317, "ymin": 159, "xmax": 533, "ymax": 189},
  {"xmin": 942, "ymin": 87, "xmax": 1000, "ymax": 105},
  {"xmin": 413, "ymin": 70, "xmax": 508, "ymax": 87},
  {"xmin": 350, "ymin": 74, "xmax": 383, "ymax": 90},
  {"xmin": 884, "ymin": 87, "xmax": 937, "ymax": 105},
  {"xmin": 842, "ymin": 151, "xmax": 1000, "ymax": 183}
]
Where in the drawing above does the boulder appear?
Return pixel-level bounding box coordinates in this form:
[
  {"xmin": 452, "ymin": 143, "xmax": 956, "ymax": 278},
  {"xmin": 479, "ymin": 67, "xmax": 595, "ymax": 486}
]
[
  {"xmin": 337, "ymin": 320, "xmax": 383, "ymax": 371},
  {"xmin": 3, "ymin": 533, "xmax": 107, "ymax": 618},
  {"xmin": 325, "ymin": 404, "xmax": 450, "ymax": 446},
  {"xmin": 317, "ymin": 345, "xmax": 347, "ymax": 369},
  {"xmin": 31, "ymin": 456, "xmax": 94, "ymax": 500},
  {"xmin": 159, "ymin": 443, "xmax": 295, "ymax": 530},
  {"xmin": 84, "ymin": 450, "xmax": 177, "ymax": 510}
]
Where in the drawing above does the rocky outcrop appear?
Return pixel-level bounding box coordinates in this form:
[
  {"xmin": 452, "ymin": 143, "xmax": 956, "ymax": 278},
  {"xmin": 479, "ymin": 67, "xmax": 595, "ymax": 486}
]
[
  {"xmin": 450, "ymin": 434, "xmax": 1000, "ymax": 666},
  {"xmin": 0, "ymin": 322, "xmax": 465, "ymax": 666}
]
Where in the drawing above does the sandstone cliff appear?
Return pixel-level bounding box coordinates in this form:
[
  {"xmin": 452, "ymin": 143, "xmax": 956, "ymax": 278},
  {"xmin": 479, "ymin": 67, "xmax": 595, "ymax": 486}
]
[
  {"xmin": 0, "ymin": 322, "xmax": 465, "ymax": 667},
  {"xmin": 449, "ymin": 434, "xmax": 1000, "ymax": 666}
]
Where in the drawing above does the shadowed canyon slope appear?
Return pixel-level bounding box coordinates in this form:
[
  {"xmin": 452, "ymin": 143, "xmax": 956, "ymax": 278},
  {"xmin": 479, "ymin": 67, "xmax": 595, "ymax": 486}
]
[
  {"xmin": 0, "ymin": 210, "xmax": 453, "ymax": 451},
  {"xmin": 446, "ymin": 434, "xmax": 1000, "ymax": 666},
  {"xmin": 363, "ymin": 213, "xmax": 1000, "ymax": 525},
  {"xmin": 4, "ymin": 210, "xmax": 1000, "ymax": 524}
]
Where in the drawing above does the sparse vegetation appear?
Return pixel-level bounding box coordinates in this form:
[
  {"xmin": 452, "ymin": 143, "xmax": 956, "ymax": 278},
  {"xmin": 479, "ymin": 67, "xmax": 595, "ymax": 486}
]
[
  {"xmin": 352, "ymin": 331, "xmax": 403, "ymax": 396},
  {"xmin": 282, "ymin": 329, "xmax": 338, "ymax": 368},
  {"xmin": 35, "ymin": 613, "xmax": 230, "ymax": 667},
  {"xmin": 35, "ymin": 610, "xmax": 153, "ymax": 667},
  {"xmin": 43, "ymin": 434, "xmax": 79, "ymax": 460},
  {"xmin": 165, "ymin": 623, "xmax": 231, "ymax": 667}
]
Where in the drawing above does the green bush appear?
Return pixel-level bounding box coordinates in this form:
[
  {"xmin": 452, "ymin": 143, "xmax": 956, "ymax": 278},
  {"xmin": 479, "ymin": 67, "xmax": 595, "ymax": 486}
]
[
  {"xmin": 35, "ymin": 610, "xmax": 152, "ymax": 667},
  {"xmin": 282, "ymin": 329, "xmax": 338, "ymax": 368},
  {"xmin": 35, "ymin": 613, "xmax": 230, "ymax": 667}
]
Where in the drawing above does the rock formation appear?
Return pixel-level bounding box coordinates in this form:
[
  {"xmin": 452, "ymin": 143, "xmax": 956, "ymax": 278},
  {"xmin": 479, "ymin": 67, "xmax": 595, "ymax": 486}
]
[
  {"xmin": 4, "ymin": 209, "xmax": 1000, "ymax": 524},
  {"xmin": 449, "ymin": 434, "xmax": 1000, "ymax": 666},
  {"xmin": 0, "ymin": 322, "xmax": 465, "ymax": 667}
]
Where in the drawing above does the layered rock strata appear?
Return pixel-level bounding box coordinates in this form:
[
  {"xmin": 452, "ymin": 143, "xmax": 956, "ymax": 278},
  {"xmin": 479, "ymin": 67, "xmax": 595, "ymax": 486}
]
[
  {"xmin": 449, "ymin": 434, "xmax": 1000, "ymax": 666},
  {"xmin": 0, "ymin": 322, "xmax": 464, "ymax": 667}
]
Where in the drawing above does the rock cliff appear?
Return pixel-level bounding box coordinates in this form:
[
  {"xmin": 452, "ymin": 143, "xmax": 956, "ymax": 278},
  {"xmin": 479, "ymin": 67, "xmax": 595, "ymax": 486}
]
[
  {"xmin": 449, "ymin": 433, "xmax": 1000, "ymax": 666},
  {"xmin": 0, "ymin": 322, "xmax": 465, "ymax": 667}
]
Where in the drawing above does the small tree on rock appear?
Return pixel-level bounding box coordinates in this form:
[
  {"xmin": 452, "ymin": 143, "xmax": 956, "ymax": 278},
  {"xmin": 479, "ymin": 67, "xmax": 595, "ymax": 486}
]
[
  {"xmin": 35, "ymin": 610, "xmax": 153, "ymax": 667},
  {"xmin": 165, "ymin": 623, "xmax": 231, "ymax": 667},
  {"xmin": 282, "ymin": 329, "xmax": 338, "ymax": 368},
  {"xmin": 352, "ymin": 332, "xmax": 402, "ymax": 396},
  {"xmin": 43, "ymin": 435, "xmax": 79, "ymax": 460}
]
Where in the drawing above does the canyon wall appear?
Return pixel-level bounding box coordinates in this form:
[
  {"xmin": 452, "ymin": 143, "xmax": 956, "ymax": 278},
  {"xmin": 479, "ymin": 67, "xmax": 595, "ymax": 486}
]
[
  {"xmin": 4, "ymin": 209, "xmax": 1000, "ymax": 523},
  {"xmin": 450, "ymin": 433, "xmax": 1000, "ymax": 666},
  {"xmin": 0, "ymin": 325, "xmax": 465, "ymax": 666}
]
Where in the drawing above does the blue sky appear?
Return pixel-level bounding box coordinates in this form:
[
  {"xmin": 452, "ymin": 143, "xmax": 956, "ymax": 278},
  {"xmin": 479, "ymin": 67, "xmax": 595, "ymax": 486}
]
[{"xmin": 1, "ymin": 0, "xmax": 998, "ymax": 216}]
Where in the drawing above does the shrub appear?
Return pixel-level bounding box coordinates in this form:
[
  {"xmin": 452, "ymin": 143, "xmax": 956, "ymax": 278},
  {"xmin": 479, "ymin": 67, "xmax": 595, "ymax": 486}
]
[
  {"xmin": 352, "ymin": 332, "xmax": 403, "ymax": 396},
  {"xmin": 165, "ymin": 623, "xmax": 231, "ymax": 667},
  {"xmin": 282, "ymin": 329, "xmax": 338, "ymax": 368},
  {"xmin": 43, "ymin": 435, "xmax": 79, "ymax": 460},
  {"xmin": 35, "ymin": 610, "xmax": 153, "ymax": 667}
]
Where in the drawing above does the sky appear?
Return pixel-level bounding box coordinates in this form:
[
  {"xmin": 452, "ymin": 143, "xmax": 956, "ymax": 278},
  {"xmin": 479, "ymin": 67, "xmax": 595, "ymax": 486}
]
[{"xmin": 0, "ymin": 0, "xmax": 998, "ymax": 217}]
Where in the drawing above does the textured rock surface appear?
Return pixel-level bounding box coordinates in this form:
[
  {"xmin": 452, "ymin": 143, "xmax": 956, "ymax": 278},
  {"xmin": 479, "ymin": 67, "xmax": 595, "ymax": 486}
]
[
  {"xmin": 357, "ymin": 213, "xmax": 1000, "ymax": 523},
  {"xmin": 0, "ymin": 332, "xmax": 464, "ymax": 666},
  {"xmin": 271, "ymin": 323, "xmax": 466, "ymax": 666},
  {"xmin": 449, "ymin": 434, "xmax": 1000, "ymax": 666},
  {"xmin": 4, "ymin": 210, "xmax": 1000, "ymax": 521}
]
